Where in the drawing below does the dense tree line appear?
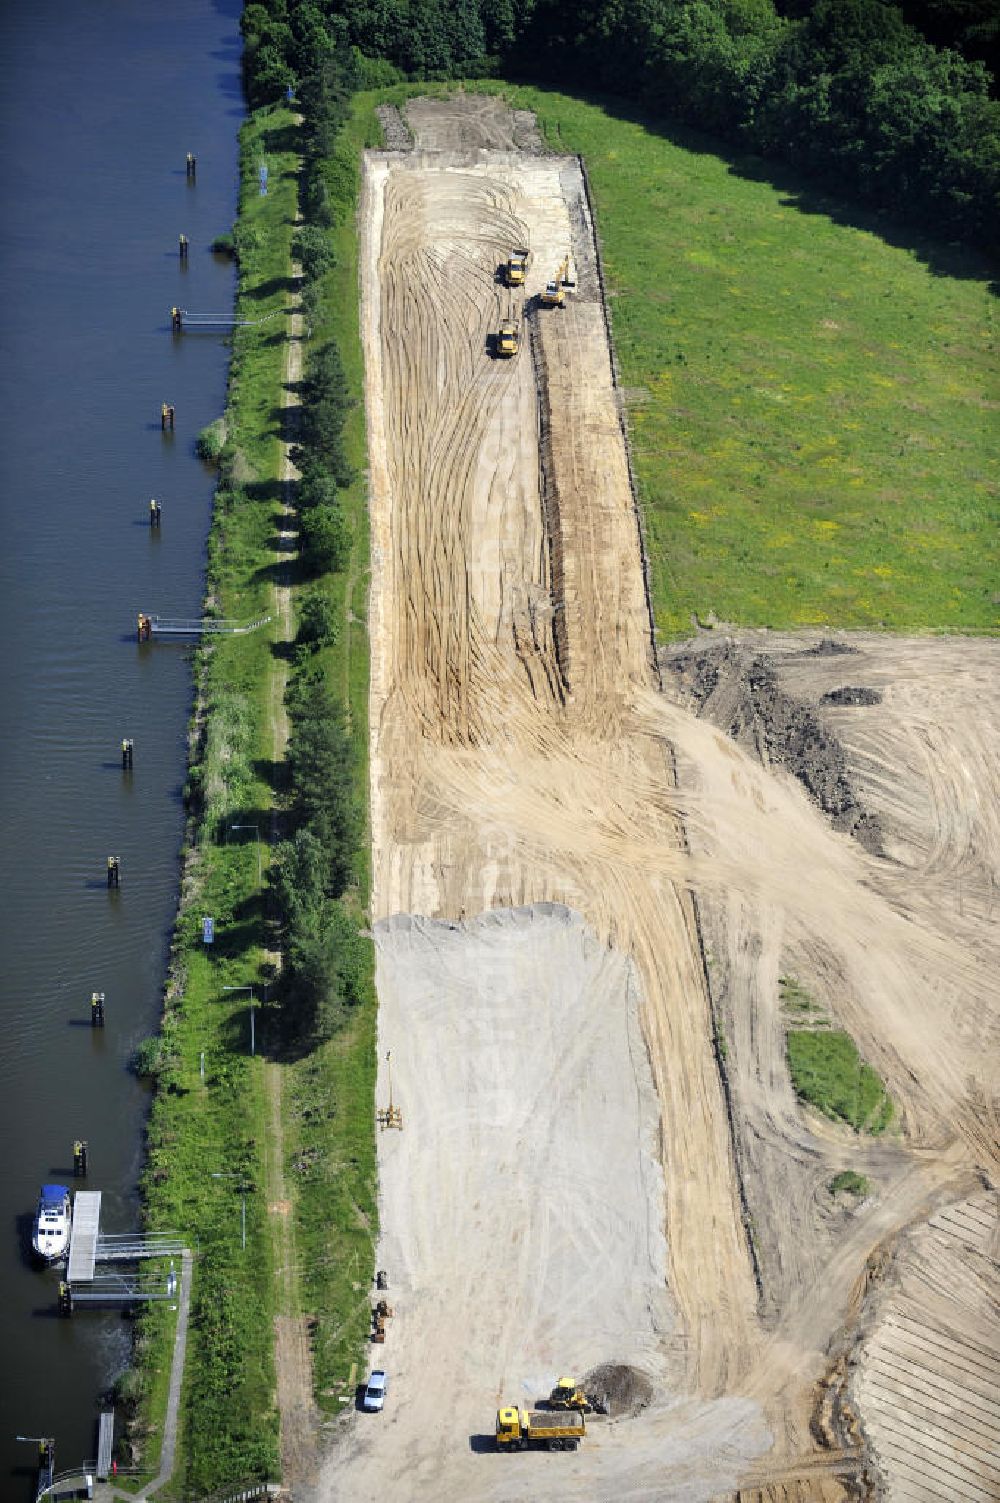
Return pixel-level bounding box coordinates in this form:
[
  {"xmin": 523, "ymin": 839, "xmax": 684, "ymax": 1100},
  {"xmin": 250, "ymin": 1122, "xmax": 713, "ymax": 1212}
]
[
  {"xmin": 275, "ymin": 340, "xmax": 360, "ymax": 1036},
  {"xmin": 247, "ymin": 49, "xmax": 366, "ymax": 1041},
  {"xmin": 273, "ymin": 663, "xmax": 366, "ymax": 1039},
  {"xmin": 293, "ymin": 340, "xmax": 354, "ymax": 575},
  {"xmin": 242, "ymin": 0, "xmax": 999, "ymax": 254}
]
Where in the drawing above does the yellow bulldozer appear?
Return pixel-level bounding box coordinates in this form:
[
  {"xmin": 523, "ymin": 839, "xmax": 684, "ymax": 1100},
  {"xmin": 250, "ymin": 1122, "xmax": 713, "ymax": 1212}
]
[{"xmin": 547, "ymin": 1376, "xmax": 592, "ymax": 1412}]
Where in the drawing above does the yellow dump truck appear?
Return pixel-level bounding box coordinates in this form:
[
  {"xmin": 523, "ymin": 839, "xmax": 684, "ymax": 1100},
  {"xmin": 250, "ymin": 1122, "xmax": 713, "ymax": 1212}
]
[
  {"xmin": 506, "ymin": 248, "xmax": 529, "ymax": 286},
  {"xmin": 496, "ymin": 1406, "xmax": 585, "ymax": 1451},
  {"xmin": 496, "ymin": 317, "xmax": 519, "ymax": 357}
]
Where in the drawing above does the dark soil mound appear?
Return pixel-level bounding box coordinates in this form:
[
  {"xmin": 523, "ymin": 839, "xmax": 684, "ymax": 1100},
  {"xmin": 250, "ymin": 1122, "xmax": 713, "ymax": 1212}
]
[
  {"xmin": 805, "ymin": 638, "xmax": 858, "ymax": 657},
  {"xmin": 822, "ymin": 686, "xmax": 882, "ymax": 707},
  {"xmin": 375, "ymin": 104, "xmax": 412, "ymax": 151},
  {"xmin": 583, "ymin": 1363, "xmax": 654, "ymax": 1419},
  {"xmin": 667, "ymin": 643, "xmax": 884, "ymax": 856}
]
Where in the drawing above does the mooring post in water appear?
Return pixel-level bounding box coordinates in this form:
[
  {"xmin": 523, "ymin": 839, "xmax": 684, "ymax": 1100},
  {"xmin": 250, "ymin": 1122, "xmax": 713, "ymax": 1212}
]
[
  {"xmin": 38, "ymin": 1437, "xmax": 55, "ymax": 1481},
  {"xmin": 91, "ymin": 991, "xmax": 106, "ymax": 1027},
  {"xmin": 73, "ymin": 1139, "xmax": 89, "ymax": 1177},
  {"xmin": 106, "ymin": 856, "xmax": 120, "ymax": 890},
  {"xmin": 185, "ymin": 151, "xmax": 196, "ymax": 179},
  {"xmin": 58, "ymin": 1282, "xmax": 73, "ymax": 1316},
  {"xmin": 171, "ymin": 306, "xmax": 183, "ymax": 333},
  {"xmin": 178, "ymin": 233, "xmax": 188, "ymax": 260},
  {"xmin": 161, "ymin": 402, "xmax": 175, "ymax": 430},
  {"xmin": 121, "ymin": 736, "xmax": 134, "ymax": 769},
  {"xmin": 149, "ymin": 497, "xmax": 161, "ymax": 528}
]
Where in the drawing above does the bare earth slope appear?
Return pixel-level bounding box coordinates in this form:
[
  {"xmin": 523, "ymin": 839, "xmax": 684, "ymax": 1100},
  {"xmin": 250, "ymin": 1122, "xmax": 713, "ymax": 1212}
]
[
  {"xmin": 311, "ymin": 96, "xmax": 998, "ymax": 1503},
  {"xmin": 661, "ymin": 631, "xmax": 1000, "ymax": 1498}
]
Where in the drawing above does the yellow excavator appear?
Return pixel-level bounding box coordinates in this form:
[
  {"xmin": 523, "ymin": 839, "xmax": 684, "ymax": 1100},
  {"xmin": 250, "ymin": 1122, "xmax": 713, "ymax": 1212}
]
[
  {"xmin": 539, "ymin": 255, "xmax": 573, "ymax": 309},
  {"xmin": 547, "ymin": 1377, "xmax": 592, "ymax": 1412}
]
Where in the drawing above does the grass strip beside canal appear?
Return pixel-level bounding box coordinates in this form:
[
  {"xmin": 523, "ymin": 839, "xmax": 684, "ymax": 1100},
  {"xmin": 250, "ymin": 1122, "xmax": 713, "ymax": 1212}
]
[
  {"xmin": 120, "ymin": 101, "xmax": 377, "ymax": 1497},
  {"xmin": 279, "ymin": 91, "xmax": 381, "ymax": 1410}
]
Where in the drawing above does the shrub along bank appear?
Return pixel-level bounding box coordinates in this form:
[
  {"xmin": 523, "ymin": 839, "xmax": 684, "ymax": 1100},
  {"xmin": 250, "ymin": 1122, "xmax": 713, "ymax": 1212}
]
[{"xmin": 121, "ymin": 80, "xmax": 377, "ymax": 1493}]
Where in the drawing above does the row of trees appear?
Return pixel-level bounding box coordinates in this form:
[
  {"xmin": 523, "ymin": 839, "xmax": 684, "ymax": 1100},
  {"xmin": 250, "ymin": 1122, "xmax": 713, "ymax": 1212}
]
[
  {"xmin": 273, "ymin": 664, "xmax": 366, "ymax": 1039},
  {"xmin": 268, "ymin": 45, "xmax": 368, "ymax": 1043},
  {"xmin": 294, "ymin": 341, "xmax": 354, "ymax": 576},
  {"xmin": 242, "ymin": 0, "xmax": 999, "ymax": 254}
]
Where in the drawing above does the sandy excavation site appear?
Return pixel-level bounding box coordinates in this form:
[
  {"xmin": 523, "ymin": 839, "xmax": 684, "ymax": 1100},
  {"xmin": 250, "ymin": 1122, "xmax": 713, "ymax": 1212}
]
[{"xmin": 315, "ymin": 98, "xmax": 999, "ymax": 1502}]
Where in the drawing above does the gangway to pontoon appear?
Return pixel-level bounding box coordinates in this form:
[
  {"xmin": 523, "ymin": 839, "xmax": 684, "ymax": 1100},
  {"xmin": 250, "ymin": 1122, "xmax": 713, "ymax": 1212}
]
[
  {"xmin": 169, "ymin": 305, "xmax": 287, "ymax": 332},
  {"xmin": 137, "ymin": 612, "xmax": 270, "ymax": 641}
]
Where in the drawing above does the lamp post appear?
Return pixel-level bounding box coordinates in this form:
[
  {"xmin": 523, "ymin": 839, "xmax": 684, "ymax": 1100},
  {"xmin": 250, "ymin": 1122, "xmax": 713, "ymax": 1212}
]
[
  {"xmin": 222, "ymin": 984, "xmax": 256, "ymax": 1056},
  {"xmin": 228, "ymin": 823, "xmax": 262, "ymax": 888},
  {"xmin": 210, "ymin": 1172, "xmax": 246, "ymax": 1251}
]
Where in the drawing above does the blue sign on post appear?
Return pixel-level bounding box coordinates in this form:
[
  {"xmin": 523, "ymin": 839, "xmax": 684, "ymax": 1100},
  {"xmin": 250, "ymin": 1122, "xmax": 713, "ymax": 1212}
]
[
  {"xmin": 259, "ymin": 163, "xmax": 268, "ymax": 196},
  {"xmin": 202, "ymin": 917, "xmax": 215, "ymax": 945}
]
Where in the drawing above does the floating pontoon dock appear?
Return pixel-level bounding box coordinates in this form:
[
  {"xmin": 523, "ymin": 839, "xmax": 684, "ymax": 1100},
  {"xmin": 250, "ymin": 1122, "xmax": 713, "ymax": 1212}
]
[
  {"xmin": 66, "ymin": 1191, "xmax": 101, "ymax": 1283},
  {"xmin": 62, "ymin": 1190, "xmax": 186, "ymax": 1312}
]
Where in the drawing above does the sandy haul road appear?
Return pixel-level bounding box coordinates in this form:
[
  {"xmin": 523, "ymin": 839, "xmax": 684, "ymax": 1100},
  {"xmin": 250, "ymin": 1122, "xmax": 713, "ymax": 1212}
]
[{"xmin": 311, "ymin": 96, "xmax": 999, "ymax": 1503}]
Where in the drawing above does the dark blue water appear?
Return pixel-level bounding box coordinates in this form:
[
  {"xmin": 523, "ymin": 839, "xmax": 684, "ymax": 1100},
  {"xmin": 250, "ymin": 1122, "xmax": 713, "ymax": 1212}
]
[{"xmin": 0, "ymin": 2, "xmax": 243, "ymax": 1489}]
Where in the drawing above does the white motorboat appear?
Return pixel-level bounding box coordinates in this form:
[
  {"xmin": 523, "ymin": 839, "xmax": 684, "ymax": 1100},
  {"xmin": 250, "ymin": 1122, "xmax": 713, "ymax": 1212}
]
[{"xmin": 32, "ymin": 1184, "xmax": 72, "ymax": 1264}]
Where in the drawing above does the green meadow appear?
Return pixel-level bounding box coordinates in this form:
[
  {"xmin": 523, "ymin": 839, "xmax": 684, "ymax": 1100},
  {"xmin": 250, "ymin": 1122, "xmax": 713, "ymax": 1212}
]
[
  {"xmin": 460, "ymin": 84, "xmax": 999, "ymax": 638},
  {"xmin": 786, "ymin": 1029, "xmax": 895, "ymax": 1135}
]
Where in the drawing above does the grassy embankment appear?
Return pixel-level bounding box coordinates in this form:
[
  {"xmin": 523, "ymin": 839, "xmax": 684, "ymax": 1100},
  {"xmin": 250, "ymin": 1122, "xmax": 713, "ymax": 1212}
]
[
  {"xmin": 364, "ymin": 79, "xmax": 998, "ymax": 637},
  {"xmin": 282, "ymin": 92, "xmax": 383, "ymax": 1412},
  {"xmin": 121, "ymin": 99, "xmax": 377, "ymax": 1499}
]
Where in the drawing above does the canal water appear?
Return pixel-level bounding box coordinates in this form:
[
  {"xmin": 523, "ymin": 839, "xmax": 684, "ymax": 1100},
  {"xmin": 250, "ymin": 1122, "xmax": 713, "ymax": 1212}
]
[{"xmin": 0, "ymin": 2, "xmax": 243, "ymax": 1490}]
